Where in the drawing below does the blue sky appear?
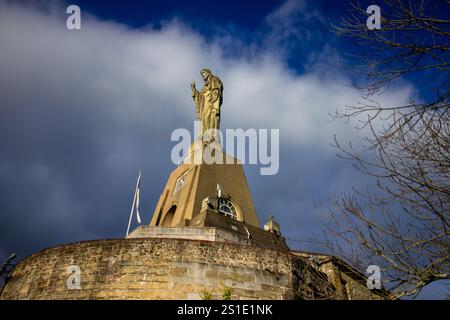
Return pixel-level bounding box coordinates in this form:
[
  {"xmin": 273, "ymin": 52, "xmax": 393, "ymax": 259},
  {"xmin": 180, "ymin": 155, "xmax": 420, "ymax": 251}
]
[
  {"xmin": 69, "ymin": 0, "xmax": 347, "ymax": 72},
  {"xmin": 0, "ymin": 0, "xmax": 447, "ymax": 298}
]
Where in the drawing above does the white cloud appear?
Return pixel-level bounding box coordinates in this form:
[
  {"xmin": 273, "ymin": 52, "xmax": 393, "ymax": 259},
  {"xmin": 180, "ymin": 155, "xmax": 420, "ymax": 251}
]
[{"xmin": 0, "ymin": 0, "xmax": 415, "ymax": 152}]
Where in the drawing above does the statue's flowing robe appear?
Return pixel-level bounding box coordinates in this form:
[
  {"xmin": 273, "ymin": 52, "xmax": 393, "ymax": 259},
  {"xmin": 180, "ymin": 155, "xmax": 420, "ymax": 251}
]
[{"xmin": 193, "ymin": 75, "xmax": 223, "ymax": 141}]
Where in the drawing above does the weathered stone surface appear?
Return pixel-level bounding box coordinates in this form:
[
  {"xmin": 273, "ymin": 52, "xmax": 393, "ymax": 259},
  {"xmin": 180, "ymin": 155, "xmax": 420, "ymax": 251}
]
[
  {"xmin": 0, "ymin": 238, "xmax": 293, "ymax": 300},
  {"xmin": 0, "ymin": 238, "xmax": 385, "ymax": 300}
]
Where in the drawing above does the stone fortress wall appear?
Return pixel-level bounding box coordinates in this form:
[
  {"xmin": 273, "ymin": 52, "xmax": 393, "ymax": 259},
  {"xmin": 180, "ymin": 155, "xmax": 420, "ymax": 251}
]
[
  {"xmin": 0, "ymin": 238, "xmax": 316, "ymax": 300},
  {"xmin": 0, "ymin": 237, "xmax": 383, "ymax": 300}
]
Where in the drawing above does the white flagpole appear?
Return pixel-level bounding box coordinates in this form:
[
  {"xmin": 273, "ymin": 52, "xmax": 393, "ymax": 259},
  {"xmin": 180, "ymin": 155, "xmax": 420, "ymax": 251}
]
[
  {"xmin": 126, "ymin": 170, "xmax": 141, "ymax": 237},
  {"xmin": 136, "ymin": 187, "xmax": 141, "ymax": 224}
]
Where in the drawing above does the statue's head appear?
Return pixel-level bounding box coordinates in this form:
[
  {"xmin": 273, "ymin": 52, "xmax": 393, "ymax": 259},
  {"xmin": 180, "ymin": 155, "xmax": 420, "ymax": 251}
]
[{"xmin": 200, "ymin": 68, "xmax": 212, "ymax": 80}]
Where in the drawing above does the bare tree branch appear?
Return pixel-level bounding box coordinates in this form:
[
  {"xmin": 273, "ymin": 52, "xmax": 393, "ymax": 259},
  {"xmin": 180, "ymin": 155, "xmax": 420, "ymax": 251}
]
[{"xmin": 326, "ymin": 0, "xmax": 450, "ymax": 299}]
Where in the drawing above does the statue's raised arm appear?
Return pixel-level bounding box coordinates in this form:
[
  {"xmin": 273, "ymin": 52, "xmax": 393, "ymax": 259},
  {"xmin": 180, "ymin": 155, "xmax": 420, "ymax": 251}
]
[{"xmin": 191, "ymin": 81, "xmax": 200, "ymax": 119}]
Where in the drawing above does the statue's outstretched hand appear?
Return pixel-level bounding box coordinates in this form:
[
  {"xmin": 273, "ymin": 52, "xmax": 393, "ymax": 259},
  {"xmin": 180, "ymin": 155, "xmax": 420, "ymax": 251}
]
[{"xmin": 191, "ymin": 81, "xmax": 196, "ymax": 96}]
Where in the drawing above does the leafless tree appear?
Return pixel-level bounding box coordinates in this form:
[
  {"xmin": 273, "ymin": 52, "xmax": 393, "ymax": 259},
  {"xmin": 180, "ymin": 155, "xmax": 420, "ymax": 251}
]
[{"xmin": 325, "ymin": 0, "xmax": 449, "ymax": 299}]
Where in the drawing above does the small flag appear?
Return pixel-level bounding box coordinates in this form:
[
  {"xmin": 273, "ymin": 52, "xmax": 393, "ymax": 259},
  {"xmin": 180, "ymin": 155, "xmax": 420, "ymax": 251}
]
[
  {"xmin": 126, "ymin": 170, "xmax": 143, "ymax": 237},
  {"xmin": 135, "ymin": 178, "xmax": 141, "ymax": 224}
]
